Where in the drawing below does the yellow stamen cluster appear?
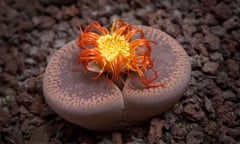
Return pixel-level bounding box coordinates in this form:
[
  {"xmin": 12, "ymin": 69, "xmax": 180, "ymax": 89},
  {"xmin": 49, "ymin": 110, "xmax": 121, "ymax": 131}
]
[{"xmin": 97, "ymin": 33, "xmax": 130, "ymax": 62}]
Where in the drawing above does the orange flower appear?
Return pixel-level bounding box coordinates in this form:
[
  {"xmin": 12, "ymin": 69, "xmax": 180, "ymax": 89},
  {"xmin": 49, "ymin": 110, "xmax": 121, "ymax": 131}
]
[{"xmin": 76, "ymin": 19, "xmax": 163, "ymax": 87}]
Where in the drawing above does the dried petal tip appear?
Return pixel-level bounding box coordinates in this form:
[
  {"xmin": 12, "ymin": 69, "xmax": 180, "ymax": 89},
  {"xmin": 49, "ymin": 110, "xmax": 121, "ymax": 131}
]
[{"xmin": 76, "ymin": 19, "xmax": 163, "ymax": 87}]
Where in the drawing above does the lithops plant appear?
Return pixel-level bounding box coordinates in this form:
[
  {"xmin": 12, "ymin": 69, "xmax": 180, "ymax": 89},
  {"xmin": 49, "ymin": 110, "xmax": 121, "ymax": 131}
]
[{"xmin": 43, "ymin": 20, "xmax": 191, "ymax": 130}]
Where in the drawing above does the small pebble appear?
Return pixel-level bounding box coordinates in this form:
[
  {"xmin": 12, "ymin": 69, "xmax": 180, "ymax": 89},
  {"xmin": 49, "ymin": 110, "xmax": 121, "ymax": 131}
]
[{"xmin": 202, "ymin": 61, "xmax": 219, "ymax": 74}]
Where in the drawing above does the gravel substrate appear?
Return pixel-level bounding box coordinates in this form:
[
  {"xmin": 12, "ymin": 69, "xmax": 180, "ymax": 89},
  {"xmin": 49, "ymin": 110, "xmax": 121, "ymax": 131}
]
[{"xmin": 0, "ymin": 0, "xmax": 239, "ymax": 143}]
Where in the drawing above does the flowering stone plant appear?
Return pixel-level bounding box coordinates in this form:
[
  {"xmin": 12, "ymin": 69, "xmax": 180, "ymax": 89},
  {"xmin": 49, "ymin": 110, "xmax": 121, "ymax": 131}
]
[{"xmin": 43, "ymin": 19, "xmax": 191, "ymax": 130}]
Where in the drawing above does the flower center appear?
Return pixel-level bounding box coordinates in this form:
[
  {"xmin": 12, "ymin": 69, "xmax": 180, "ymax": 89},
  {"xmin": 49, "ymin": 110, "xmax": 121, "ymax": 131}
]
[{"xmin": 97, "ymin": 33, "xmax": 130, "ymax": 62}]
